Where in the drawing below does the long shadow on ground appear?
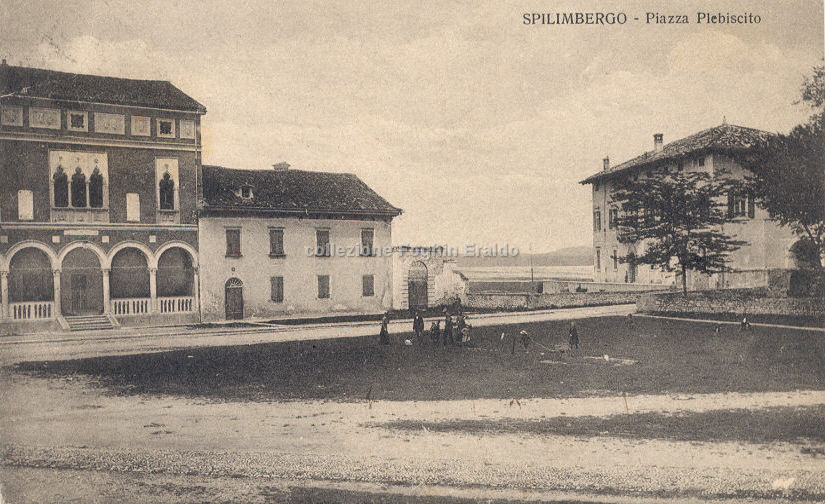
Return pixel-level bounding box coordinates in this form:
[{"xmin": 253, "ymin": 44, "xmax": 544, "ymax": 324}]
[{"xmin": 13, "ymin": 317, "xmax": 825, "ymax": 402}]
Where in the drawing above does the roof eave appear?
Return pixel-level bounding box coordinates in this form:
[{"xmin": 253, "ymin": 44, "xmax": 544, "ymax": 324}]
[{"xmin": 200, "ymin": 205, "xmax": 402, "ymax": 218}]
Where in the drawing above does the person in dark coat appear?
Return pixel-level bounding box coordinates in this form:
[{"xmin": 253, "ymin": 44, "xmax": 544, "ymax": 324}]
[
  {"xmin": 379, "ymin": 313, "xmax": 391, "ymax": 345},
  {"xmin": 568, "ymin": 321, "xmax": 579, "ymax": 351},
  {"xmin": 429, "ymin": 321, "xmax": 441, "ymax": 344},
  {"xmin": 443, "ymin": 312, "xmax": 454, "ymax": 345},
  {"xmin": 413, "ymin": 312, "xmax": 425, "ymax": 342}
]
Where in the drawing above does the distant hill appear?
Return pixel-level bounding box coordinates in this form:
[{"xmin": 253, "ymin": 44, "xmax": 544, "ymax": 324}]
[{"xmin": 455, "ymin": 245, "xmax": 592, "ymax": 267}]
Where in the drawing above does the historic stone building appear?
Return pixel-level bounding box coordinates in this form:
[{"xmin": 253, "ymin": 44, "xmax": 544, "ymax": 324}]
[
  {"xmin": 0, "ymin": 62, "xmax": 205, "ymax": 331},
  {"xmin": 198, "ymin": 164, "xmax": 402, "ymax": 320},
  {"xmin": 580, "ymin": 123, "xmax": 799, "ymax": 290}
]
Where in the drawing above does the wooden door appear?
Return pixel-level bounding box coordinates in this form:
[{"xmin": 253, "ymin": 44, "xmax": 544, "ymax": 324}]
[
  {"xmin": 71, "ymin": 274, "xmax": 88, "ymax": 314},
  {"xmin": 225, "ymin": 285, "xmax": 244, "ymax": 320}
]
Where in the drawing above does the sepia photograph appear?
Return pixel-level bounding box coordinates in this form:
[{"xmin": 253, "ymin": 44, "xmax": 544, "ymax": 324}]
[{"xmin": 1, "ymin": 0, "xmax": 824, "ymax": 502}]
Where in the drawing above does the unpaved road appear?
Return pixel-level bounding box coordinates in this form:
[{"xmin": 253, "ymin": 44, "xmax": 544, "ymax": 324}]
[{"xmin": 2, "ymin": 368, "xmax": 824, "ymax": 502}]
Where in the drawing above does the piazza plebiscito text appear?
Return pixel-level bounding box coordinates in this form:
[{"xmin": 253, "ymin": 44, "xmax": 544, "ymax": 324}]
[{"xmin": 522, "ymin": 11, "xmax": 761, "ymax": 25}]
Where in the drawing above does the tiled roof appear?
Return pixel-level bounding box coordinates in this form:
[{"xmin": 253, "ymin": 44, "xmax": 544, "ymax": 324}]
[
  {"xmin": 200, "ymin": 165, "xmax": 402, "ymax": 217},
  {"xmin": 580, "ymin": 123, "xmax": 773, "ymax": 184},
  {"xmin": 0, "ymin": 64, "xmax": 205, "ymax": 113}
]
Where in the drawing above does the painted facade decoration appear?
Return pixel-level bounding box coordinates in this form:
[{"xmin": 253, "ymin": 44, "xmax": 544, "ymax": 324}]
[{"xmin": 0, "ymin": 62, "xmax": 206, "ymax": 331}]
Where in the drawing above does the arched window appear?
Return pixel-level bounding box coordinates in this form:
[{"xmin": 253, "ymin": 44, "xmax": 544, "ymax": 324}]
[
  {"xmin": 159, "ymin": 172, "xmax": 175, "ymax": 210},
  {"xmin": 53, "ymin": 165, "xmax": 69, "ymax": 207},
  {"xmin": 89, "ymin": 167, "xmax": 104, "ymax": 208},
  {"xmin": 71, "ymin": 167, "xmax": 87, "ymax": 207}
]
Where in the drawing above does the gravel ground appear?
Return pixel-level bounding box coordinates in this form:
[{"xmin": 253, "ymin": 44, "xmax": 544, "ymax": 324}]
[{"xmin": 3, "ymin": 444, "xmax": 825, "ymax": 501}]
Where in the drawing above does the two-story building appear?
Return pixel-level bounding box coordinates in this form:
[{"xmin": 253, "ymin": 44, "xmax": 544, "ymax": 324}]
[
  {"xmin": 580, "ymin": 123, "xmax": 799, "ymax": 290},
  {"xmin": 0, "ymin": 62, "xmax": 205, "ymax": 331},
  {"xmin": 198, "ymin": 164, "xmax": 402, "ymax": 320}
]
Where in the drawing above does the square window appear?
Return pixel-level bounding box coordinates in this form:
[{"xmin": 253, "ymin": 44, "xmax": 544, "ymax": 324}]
[
  {"xmin": 316, "ymin": 229, "xmax": 330, "ymax": 257},
  {"xmin": 317, "ymin": 275, "xmax": 330, "ymax": 299},
  {"xmin": 362, "ymin": 275, "xmax": 375, "ymax": 297},
  {"xmin": 157, "ymin": 119, "xmax": 175, "ymax": 138},
  {"xmin": 226, "ymin": 228, "xmax": 241, "ymax": 257},
  {"xmin": 698, "ymin": 157, "xmax": 705, "ymax": 167},
  {"xmin": 269, "ymin": 228, "xmax": 284, "ymax": 256},
  {"xmin": 68, "ymin": 112, "xmax": 87, "ymax": 131},
  {"xmin": 360, "ymin": 228, "xmax": 374, "ymax": 256},
  {"xmin": 270, "ymin": 276, "xmax": 284, "ymax": 302}
]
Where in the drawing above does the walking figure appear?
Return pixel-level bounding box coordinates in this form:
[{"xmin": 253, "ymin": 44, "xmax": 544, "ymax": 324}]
[
  {"xmin": 739, "ymin": 316, "xmax": 751, "ymax": 331},
  {"xmin": 379, "ymin": 313, "xmax": 391, "ymax": 345},
  {"xmin": 568, "ymin": 321, "xmax": 579, "ymax": 351},
  {"xmin": 413, "ymin": 311, "xmax": 425, "ymax": 342}
]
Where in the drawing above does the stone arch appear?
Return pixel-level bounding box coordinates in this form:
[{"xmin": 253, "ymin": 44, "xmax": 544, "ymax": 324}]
[
  {"xmin": 8, "ymin": 247, "xmax": 55, "ymax": 303},
  {"xmin": 155, "ymin": 240, "xmax": 198, "ymax": 268},
  {"xmin": 109, "ymin": 246, "xmax": 151, "ymax": 299},
  {"xmin": 58, "ymin": 241, "xmax": 108, "ymax": 270},
  {"xmin": 407, "ymin": 261, "xmax": 429, "ymax": 309},
  {"xmin": 60, "ymin": 245, "xmax": 105, "ymax": 315},
  {"xmin": 108, "ymin": 241, "xmax": 157, "ymax": 269},
  {"xmin": 5, "ymin": 241, "xmax": 59, "ymax": 271},
  {"xmin": 156, "ymin": 246, "xmax": 195, "ymax": 297}
]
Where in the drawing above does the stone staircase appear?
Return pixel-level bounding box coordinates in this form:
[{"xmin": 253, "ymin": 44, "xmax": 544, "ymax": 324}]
[{"xmin": 62, "ymin": 314, "xmax": 117, "ymax": 331}]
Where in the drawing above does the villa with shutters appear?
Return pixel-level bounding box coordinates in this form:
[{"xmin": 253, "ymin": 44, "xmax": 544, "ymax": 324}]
[
  {"xmin": 580, "ymin": 123, "xmax": 800, "ymax": 291},
  {"xmin": 0, "ymin": 62, "xmax": 204, "ymax": 331}
]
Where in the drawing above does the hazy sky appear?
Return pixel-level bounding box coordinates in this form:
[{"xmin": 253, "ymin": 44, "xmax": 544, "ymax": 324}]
[{"xmin": 2, "ymin": 0, "xmax": 822, "ymax": 252}]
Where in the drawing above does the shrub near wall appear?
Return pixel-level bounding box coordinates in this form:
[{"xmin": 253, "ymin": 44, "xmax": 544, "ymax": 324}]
[{"xmin": 637, "ymin": 288, "xmax": 825, "ymax": 318}]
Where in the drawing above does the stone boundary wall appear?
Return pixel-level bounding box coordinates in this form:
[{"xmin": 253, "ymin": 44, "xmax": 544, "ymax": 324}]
[
  {"xmin": 462, "ymin": 291, "xmax": 657, "ymax": 310},
  {"xmin": 637, "ymin": 289, "xmax": 825, "ymax": 317}
]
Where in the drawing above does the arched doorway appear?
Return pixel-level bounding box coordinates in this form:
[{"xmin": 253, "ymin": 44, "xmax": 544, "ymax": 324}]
[
  {"xmin": 225, "ymin": 278, "xmax": 244, "ymax": 320},
  {"xmin": 157, "ymin": 248, "xmax": 194, "ymax": 297},
  {"xmin": 9, "ymin": 248, "xmax": 54, "ymax": 303},
  {"xmin": 61, "ymin": 248, "xmax": 104, "ymax": 315},
  {"xmin": 408, "ymin": 261, "xmax": 428, "ymax": 309},
  {"xmin": 109, "ymin": 248, "xmax": 150, "ymax": 315}
]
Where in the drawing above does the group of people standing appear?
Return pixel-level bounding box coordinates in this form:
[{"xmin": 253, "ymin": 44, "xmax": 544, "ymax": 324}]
[{"xmin": 379, "ymin": 308, "xmax": 471, "ymax": 346}]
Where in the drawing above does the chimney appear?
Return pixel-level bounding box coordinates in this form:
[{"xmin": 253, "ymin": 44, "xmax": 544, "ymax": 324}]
[
  {"xmin": 602, "ymin": 156, "xmax": 610, "ymax": 171},
  {"xmin": 272, "ymin": 162, "xmax": 290, "ymax": 171},
  {"xmin": 653, "ymin": 133, "xmax": 663, "ymax": 153}
]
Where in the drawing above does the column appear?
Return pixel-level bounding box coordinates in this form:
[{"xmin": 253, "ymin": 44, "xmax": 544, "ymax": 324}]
[
  {"xmin": 52, "ymin": 270, "xmax": 61, "ymax": 318},
  {"xmin": 1, "ymin": 271, "xmax": 8, "ymax": 319},
  {"xmin": 101, "ymin": 268, "xmax": 110, "ymax": 314},
  {"xmin": 191, "ymin": 267, "xmax": 199, "ymax": 315},
  {"xmin": 149, "ymin": 267, "xmax": 158, "ymax": 313}
]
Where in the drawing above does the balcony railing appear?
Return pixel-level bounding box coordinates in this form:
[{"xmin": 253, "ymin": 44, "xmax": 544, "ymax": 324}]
[
  {"xmin": 111, "ymin": 298, "xmax": 151, "ymax": 316},
  {"xmin": 159, "ymin": 296, "xmax": 195, "ymax": 313},
  {"xmin": 10, "ymin": 301, "xmax": 54, "ymax": 320}
]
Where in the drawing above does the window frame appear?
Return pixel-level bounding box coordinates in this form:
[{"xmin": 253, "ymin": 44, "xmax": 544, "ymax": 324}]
[
  {"xmin": 156, "ymin": 118, "xmax": 176, "ymax": 138},
  {"xmin": 316, "ymin": 228, "xmax": 331, "ymax": 257},
  {"xmin": 270, "ymin": 276, "xmax": 284, "ymax": 303},
  {"xmin": 268, "ymin": 227, "xmax": 285, "ymax": 257},
  {"xmin": 593, "ymin": 209, "xmax": 601, "ymax": 232},
  {"xmin": 595, "ymin": 248, "xmax": 601, "ymax": 270},
  {"xmin": 225, "ymin": 227, "xmax": 242, "ymax": 257},
  {"xmin": 360, "ymin": 228, "xmax": 375, "ymax": 257},
  {"xmin": 317, "ymin": 274, "xmax": 331, "ymax": 299},
  {"xmin": 362, "ymin": 274, "xmax": 375, "ymax": 297},
  {"xmin": 67, "ymin": 111, "xmax": 88, "ymax": 132}
]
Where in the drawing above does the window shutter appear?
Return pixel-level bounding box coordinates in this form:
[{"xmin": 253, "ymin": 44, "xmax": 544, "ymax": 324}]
[
  {"xmin": 747, "ymin": 192, "xmax": 755, "ymax": 218},
  {"xmin": 270, "ymin": 276, "xmax": 284, "ymax": 302},
  {"xmin": 727, "ymin": 191, "xmax": 734, "ymax": 218}
]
